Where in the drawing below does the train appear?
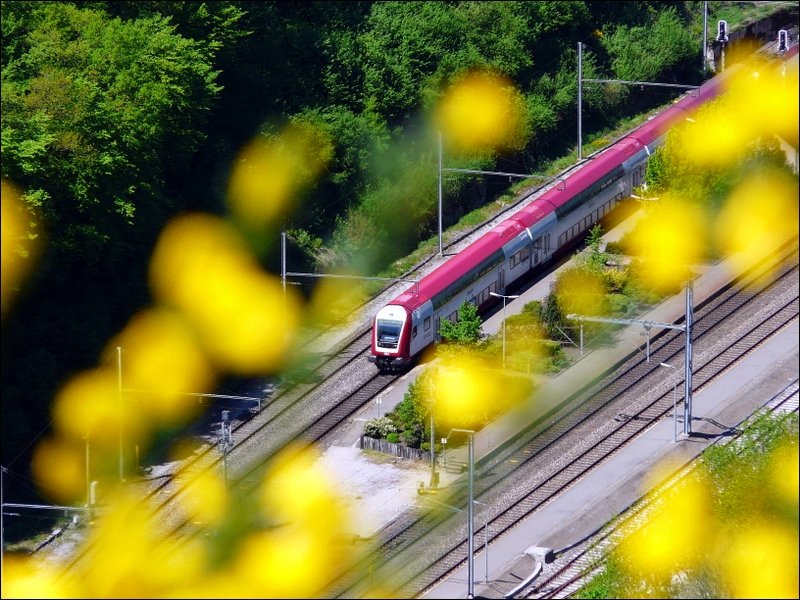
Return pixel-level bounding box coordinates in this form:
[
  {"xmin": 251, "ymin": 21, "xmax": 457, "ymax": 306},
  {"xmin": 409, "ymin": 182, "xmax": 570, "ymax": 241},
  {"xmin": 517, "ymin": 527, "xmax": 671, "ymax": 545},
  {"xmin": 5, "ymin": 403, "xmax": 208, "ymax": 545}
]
[{"xmin": 369, "ymin": 44, "xmax": 795, "ymax": 371}]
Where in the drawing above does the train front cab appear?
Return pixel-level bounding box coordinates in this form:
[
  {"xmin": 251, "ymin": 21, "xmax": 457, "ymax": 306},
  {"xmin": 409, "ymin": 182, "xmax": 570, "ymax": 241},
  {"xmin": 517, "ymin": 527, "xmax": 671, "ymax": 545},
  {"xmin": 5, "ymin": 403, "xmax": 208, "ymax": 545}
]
[{"xmin": 369, "ymin": 304, "xmax": 412, "ymax": 371}]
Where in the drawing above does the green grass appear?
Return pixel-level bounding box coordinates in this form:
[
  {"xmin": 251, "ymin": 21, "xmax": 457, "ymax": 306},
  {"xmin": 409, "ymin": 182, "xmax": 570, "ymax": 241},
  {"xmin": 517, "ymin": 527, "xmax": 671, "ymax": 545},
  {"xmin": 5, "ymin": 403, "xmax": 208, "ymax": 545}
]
[{"xmin": 712, "ymin": 1, "xmax": 792, "ymax": 30}]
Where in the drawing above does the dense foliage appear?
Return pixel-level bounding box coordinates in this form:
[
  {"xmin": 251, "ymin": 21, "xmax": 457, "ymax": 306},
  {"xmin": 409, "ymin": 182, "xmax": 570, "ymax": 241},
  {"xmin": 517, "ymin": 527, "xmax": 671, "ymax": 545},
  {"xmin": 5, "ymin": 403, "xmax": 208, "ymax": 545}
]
[{"xmin": 0, "ymin": 0, "xmax": 753, "ymax": 513}]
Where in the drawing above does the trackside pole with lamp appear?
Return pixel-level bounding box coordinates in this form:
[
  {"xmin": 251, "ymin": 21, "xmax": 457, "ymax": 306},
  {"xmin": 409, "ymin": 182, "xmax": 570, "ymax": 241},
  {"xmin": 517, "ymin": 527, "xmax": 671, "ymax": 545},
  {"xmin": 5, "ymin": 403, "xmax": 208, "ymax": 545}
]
[
  {"xmin": 489, "ymin": 292, "xmax": 520, "ymax": 369},
  {"xmin": 442, "ymin": 428, "xmax": 477, "ymax": 598},
  {"xmin": 659, "ymin": 362, "xmax": 679, "ymax": 443},
  {"xmin": 567, "ymin": 280, "xmax": 694, "ymax": 436},
  {"xmin": 416, "ymin": 493, "xmax": 492, "ymax": 586}
]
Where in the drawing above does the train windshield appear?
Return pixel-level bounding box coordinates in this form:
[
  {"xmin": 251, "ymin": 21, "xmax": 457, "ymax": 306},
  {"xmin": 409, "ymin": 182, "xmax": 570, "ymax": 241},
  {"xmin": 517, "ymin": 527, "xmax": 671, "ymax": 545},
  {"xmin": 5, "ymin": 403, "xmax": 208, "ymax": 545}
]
[{"xmin": 376, "ymin": 319, "xmax": 403, "ymax": 348}]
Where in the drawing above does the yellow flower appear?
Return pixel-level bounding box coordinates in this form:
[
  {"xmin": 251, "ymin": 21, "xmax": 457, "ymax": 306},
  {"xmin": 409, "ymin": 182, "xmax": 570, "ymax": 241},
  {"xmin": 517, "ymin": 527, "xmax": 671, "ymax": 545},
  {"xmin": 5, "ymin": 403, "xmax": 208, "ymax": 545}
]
[
  {"xmin": 436, "ymin": 70, "xmax": 528, "ymax": 153},
  {"xmin": 721, "ymin": 520, "xmax": 799, "ymax": 598},
  {"xmin": 619, "ymin": 467, "xmax": 712, "ymax": 580},
  {"xmin": 149, "ymin": 213, "xmax": 302, "ymax": 374}
]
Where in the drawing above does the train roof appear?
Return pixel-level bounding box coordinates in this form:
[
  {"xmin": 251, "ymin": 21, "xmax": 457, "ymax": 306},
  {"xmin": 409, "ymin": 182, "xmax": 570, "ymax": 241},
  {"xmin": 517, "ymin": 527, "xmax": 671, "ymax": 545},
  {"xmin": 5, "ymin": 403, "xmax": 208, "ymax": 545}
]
[
  {"xmin": 391, "ymin": 219, "xmax": 527, "ymax": 311},
  {"xmin": 531, "ymin": 138, "xmax": 643, "ymax": 213}
]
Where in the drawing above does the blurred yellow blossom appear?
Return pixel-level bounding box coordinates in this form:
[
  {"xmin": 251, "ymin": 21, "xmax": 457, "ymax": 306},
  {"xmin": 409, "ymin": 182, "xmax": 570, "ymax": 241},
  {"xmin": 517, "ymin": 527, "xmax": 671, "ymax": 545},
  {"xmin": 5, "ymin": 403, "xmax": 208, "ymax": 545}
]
[
  {"xmin": 149, "ymin": 213, "xmax": 302, "ymax": 374},
  {"xmin": 74, "ymin": 488, "xmax": 206, "ymax": 597},
  {"xmin": 31, "ymin": 437, "xmax": 87, "ymax": 504},
  {"xmin": 676, "ymin": 100, "xmax": 758, "ymax": 168},
  {"xmin": 105, "ymin": 308, "xmax": 214, "ymax": 425},
  {"xmin": 227, "ymin": 122, "xmax": 332, "ymax": 229},
  {"xmin": 618, "ymin": 464, "xmax": 713, "ymax": 580},
  {"xmin": 235, "ymin": 527, "xmax": 336, "ymax": 598},
  {"xmin": 52, "ymin": 368, "xmax": 144, "ymax": 454},
  {"xmin": 721, "ymin": 520, "xmax": 799, "ymax": 599},
  {"xmin": 430, "ymin": 352, "xmax": 531, "ymax": 430},
  {"xmin": 3, "ymin": 554, "xmax": 75, "ymax": 599},
  {"xmin": 722, "ymin": 55, "xmax": 799, "ymax": 145},
  {"xmin": 436, "ymin": 69, "xmax": 528, "ymax": 153},
  {"xmin": 259, "ymin": 444, "xmax": 347, "ymax": 530},
  {"xmin": 1, "ymin": 179, "xmax": 41, "ymax": 315},
  {"xmin": 240, "ymin": 444, "xmax": 354, "ymax": 596},
  {"xmin": 678, "ymin": 55, "xmax": 798, "ymax": 168},
  {"xmin": 768, "ymin": 440, "xmax": 799, "ymax": 507},
  {"xmin": 553, "ymin": 266, "xmax": 606, "ymax": 317},
  {"xmin": 715, "ymin": 170, "xmax": 799, "ymax": 278},
  {"xmin": 305, "ymin": 273, "xmax": 368, "ymax": 329},
  {"xmin": 630, "ymin": 195, "xmax": 708, "ymax": 292},
  {"xmin": 179, "ymin": 466, "xmax": 228, "ymax": 528}
]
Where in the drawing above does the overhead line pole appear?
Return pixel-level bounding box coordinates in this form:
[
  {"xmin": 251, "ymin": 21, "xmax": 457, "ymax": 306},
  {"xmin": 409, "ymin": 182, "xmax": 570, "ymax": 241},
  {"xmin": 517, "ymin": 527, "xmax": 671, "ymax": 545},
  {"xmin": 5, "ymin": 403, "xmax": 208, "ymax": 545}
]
[
  {"xmin": 438, "ymin": 132, "xmax": 444, "ymax": 256},
  {"xmin": 576, "ymin": 41, "xmax": 699, "ymax": 161},
  {"xmin": 703, "ymin": 1, "xmax": 709, "ymax": 72},
  {"xmin": 684, "ymin": 281, "xmax": 694, "ymax": 436},
  {"xmin": 578, "ymin": 41, "xmax": 583, "ymax": 161}
]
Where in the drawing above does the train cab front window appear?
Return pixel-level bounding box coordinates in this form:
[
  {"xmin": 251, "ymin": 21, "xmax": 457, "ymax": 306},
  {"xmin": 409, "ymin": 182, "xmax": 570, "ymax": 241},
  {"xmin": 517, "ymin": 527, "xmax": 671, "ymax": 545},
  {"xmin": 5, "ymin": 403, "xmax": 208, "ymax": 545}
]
[{"xmin": 377, "ymin": 319, "xmax": 403, "ymax": 349}]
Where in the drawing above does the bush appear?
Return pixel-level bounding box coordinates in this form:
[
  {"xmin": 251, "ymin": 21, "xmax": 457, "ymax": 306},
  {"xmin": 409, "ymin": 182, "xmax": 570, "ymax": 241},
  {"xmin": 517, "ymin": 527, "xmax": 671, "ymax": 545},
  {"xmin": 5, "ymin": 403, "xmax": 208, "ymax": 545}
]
[
  {"xmin": 439, "ymin": 301, "xmax": 483, "ymax": 345},
  {"xmin": 386, "ymin": 432, "xmax": 400, "ymax": 444},
  {"xmin": 606, "ymin": 292, "xmax": 635, "ymax": 316},
  {"xmin": 604, "ymin": 240, "xmax": 627, "ymax": 255},
  {"xmin": 363, "ymin": 416, "xmax": 398, "ymax": 439},
  {"xmin": 602, "ymin": 268, "xmax": 629, "ymax": 294},
  {"xmin": 400, "ymin": 428, "xmax": 422, "ymax": 447}
]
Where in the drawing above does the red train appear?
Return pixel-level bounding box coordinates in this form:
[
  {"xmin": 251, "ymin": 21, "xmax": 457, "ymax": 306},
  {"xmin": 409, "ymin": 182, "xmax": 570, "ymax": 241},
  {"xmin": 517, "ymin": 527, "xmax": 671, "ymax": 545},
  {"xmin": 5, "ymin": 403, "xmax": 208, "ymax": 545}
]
[{"xmin": 368, "ymin": 49, "xmax": 783, "ymax": 371}]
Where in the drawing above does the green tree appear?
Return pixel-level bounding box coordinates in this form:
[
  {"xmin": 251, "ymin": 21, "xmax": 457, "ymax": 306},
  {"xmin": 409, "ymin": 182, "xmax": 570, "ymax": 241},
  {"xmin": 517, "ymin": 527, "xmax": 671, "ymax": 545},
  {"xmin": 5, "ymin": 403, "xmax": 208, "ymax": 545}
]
[
  {"xmin": 1, "ymin": 1, "xmax": 223, "ymax": 259},
  {"xmin": 0, "ymin": 1, "xmax": 226, "ymax": 511},
  {"xmin": 601, "ymin": 8, "xmax": 698, "ymax": 84},
  {"xmin": 384, "ymin": 373, "xmax": 432, "ymax": 448},
  {"xmin": 439, "ymin": 300, "xmax": 483, "ymax": 345}
]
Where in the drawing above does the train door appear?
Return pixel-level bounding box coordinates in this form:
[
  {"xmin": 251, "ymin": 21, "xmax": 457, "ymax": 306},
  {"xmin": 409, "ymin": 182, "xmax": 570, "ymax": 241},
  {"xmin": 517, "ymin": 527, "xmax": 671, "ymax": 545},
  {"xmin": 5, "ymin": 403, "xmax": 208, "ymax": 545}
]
[{"xmin": 498, "ymin": 269, "xmax": 505, "ymax": 293}]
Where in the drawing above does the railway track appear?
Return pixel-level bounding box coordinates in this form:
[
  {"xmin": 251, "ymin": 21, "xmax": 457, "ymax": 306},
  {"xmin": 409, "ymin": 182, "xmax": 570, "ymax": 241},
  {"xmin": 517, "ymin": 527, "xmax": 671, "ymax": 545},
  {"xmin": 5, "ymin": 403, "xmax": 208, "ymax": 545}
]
[{"xmin": 322, "ymin": 243, "xmax": 799, "ymax": 598}]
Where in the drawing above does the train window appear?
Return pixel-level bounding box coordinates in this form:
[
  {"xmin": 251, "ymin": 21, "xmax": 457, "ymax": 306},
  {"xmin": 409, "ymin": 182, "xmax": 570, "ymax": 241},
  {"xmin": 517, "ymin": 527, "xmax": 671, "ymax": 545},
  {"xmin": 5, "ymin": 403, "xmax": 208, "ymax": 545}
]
[
  {"xmin": 376, "ymin": 319, "xmax": 403, "ymax": 349},
  {"xmin": 510, "ymin": 246, "xmax": 529, "ymax": 269},
  {"xmin": 424, "ymin": 316, "xmax": 431, "ymax": 331},
  {"xmin": 412, "ymin": 325, "xmax": 417, "ymax": 338}
]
